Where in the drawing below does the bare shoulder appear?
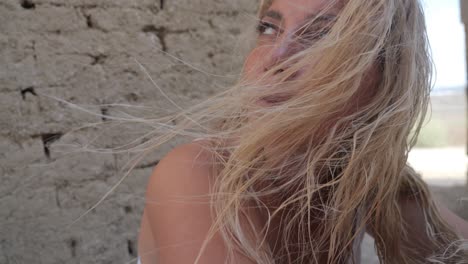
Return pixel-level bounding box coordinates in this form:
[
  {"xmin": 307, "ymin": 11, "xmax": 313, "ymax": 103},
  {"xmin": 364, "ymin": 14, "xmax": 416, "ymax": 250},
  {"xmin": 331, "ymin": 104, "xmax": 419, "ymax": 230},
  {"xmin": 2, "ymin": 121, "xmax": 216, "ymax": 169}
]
[
  {"xmin": 139, "ymin": 140, "xmax": 253, "ymax": 264},
  {"xmin": 145, "ymin": 139, "xmax": 216, "ymax": 199}
]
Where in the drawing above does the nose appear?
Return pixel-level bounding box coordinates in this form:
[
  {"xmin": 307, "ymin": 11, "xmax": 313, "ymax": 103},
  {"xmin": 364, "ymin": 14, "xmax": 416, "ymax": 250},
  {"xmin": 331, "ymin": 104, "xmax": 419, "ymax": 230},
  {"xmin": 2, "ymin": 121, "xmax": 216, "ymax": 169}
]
[{"xmin": 263, "ymin": 36, "xmax": 303, "ymax": 74}]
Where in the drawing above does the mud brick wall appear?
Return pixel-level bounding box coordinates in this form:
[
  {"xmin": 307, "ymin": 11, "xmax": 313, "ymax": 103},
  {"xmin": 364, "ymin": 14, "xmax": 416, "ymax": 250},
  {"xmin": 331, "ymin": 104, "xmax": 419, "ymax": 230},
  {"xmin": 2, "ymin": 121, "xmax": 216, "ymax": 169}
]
[{"xmin": 0, "ymin": 0, "xmax": 257, "ymax": 263}]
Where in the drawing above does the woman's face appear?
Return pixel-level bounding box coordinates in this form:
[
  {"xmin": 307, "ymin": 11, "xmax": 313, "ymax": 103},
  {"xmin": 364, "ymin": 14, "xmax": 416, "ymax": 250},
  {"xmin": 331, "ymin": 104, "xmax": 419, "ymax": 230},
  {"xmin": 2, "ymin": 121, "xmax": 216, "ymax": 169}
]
[
  {"xmin": 242, "ymin": 0, "xmax": 378, "ymax": 108},
  {"xmin": 242, "ymin": 0, "xmax": 341, "ymax": 84}
]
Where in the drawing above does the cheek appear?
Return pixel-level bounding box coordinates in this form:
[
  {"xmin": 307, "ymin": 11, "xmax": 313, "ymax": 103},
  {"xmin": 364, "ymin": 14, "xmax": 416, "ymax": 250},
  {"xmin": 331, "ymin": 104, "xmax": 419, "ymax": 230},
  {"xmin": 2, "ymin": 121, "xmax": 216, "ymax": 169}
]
[{"xmin": 242, "ymin": 46, "xmax": 272, "ymax": 82}]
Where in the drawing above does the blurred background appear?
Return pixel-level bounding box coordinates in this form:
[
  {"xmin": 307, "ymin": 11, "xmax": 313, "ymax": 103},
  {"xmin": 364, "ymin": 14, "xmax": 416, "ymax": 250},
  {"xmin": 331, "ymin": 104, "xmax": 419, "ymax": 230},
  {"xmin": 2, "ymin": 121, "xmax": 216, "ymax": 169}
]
[
  {"xmin": 410, "ymin": 0, "xmax": 467, "ymax": 186},
  {"xmin": 0, "ymin": 0, "xmax": 467, "ymax": 263}
]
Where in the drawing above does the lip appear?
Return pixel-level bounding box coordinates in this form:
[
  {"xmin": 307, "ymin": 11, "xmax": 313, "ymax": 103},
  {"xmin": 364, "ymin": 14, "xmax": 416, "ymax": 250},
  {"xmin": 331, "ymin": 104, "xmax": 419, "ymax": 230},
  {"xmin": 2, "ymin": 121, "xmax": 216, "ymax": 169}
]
[
  {"xmin": 255, "ymin": 69, "xmax": 303, "ymax": 106},
  {"xmin": 258, "ymin": 93, "xmax": 292, "ymax": 105}
]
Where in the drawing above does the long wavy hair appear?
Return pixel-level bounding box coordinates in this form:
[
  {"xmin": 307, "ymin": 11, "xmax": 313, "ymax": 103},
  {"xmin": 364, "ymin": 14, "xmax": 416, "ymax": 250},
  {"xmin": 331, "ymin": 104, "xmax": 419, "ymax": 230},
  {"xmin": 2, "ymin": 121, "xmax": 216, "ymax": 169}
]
[{"xmin": 98, "ymin": 0, "xmax": 468, "ymax": 263}]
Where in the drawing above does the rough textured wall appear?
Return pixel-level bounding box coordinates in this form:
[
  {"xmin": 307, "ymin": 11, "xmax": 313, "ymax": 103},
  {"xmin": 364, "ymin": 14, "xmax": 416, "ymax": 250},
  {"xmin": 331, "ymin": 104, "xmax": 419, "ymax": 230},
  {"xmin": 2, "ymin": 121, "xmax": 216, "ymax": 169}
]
[{"xmin": 0, "ymin": 0, "xmax": 257, "ymax": 263}]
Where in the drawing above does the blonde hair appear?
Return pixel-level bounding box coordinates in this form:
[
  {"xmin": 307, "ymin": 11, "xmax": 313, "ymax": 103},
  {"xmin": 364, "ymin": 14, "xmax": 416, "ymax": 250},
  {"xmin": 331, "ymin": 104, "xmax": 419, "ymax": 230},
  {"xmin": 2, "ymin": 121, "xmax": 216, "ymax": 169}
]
[{"xmin": 123, "ymin": 0, "xmax": 468, "ymax": 263}]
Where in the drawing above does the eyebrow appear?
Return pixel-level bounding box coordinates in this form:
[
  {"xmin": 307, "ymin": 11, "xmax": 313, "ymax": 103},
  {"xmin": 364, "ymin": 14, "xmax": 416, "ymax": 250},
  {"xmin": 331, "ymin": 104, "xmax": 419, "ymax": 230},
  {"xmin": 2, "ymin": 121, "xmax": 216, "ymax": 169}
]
[
  {"xmin": 263, "ymin": 10, "xmax": 283, "ymax": 21},
  {"xmin": 305, "ymin": 13, "xmax": 337, "ymax": 23},
  {"xmin": 263, "ymin": 9, "xmax": 336, "ymax": 23}
]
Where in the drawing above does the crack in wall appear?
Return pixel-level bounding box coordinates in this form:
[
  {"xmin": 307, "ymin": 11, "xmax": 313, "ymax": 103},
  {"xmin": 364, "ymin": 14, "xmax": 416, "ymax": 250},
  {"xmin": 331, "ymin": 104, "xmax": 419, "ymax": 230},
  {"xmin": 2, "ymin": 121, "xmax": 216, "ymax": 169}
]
[
  {"xmin": 90, "ymin": 54, "xmax": 107, "ymax": 65},
  {"xmin": 100, "ymin": 107, "xmax": 108, "ymax": 122},
  {"xmin": 31, "ymin": 40, "xmax": 37, "ymax": 62},
  {"xmin": 20, "ymin": 0, "xmax": 35, "ymax": 10},
  {"xmin": 68, "ymin": 238, "xmax": 77, "ymax": 258},
  {"xmin": 79, "ymin": 8, "xmax": 105, "ymax": 32},
  {"xmin": 38, "ymin": 133, "xmax": 64, "ymax": 159},
  {"xmin": 20, "ymin": 86, "xmax": 37, "ymax": 100},
  {"xmin": 142, "ymin": 25, "xmax": 192, "ymax": 52},
  {"xmin": 142, "ymin": 25, "xmax": 168, "ymax": 52},
  {"xmin": 84, "ymin": 13, "xmax": 94, "ymax": 28},
  {"xmin": 127, "ymin": 240, "xmax": 135, "ymax": 257},
  {"xmin": 135, "ymin": 160, "xmax": 159, "ymax": 170},
  {"xmin": 124, "ymin": 205, "xmax": 132, "ymax": 214}
]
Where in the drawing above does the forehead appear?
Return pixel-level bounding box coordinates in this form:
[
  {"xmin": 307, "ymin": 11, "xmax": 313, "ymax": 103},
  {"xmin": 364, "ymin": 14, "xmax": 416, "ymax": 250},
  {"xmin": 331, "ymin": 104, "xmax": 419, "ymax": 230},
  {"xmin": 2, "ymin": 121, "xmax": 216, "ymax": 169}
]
[{"xmin": 267, "ymin": 0, "xmax": 341, "ymax": 26}]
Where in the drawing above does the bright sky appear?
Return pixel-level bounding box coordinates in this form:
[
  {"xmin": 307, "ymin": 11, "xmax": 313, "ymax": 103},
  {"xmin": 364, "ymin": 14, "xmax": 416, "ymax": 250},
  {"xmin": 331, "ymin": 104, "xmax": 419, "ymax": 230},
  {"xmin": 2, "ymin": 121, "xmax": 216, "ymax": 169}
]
[{"xmin": 423, "ymin": 0, "xmax": 467, "ymax": 89}]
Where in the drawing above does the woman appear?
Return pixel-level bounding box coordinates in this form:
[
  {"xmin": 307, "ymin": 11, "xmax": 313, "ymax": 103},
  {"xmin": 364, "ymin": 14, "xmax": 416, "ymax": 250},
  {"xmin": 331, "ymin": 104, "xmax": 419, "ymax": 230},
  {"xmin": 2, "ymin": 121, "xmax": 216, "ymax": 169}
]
[{"xmin": 137, "ymin": 0, "xmax": 468, "ymax": 263}]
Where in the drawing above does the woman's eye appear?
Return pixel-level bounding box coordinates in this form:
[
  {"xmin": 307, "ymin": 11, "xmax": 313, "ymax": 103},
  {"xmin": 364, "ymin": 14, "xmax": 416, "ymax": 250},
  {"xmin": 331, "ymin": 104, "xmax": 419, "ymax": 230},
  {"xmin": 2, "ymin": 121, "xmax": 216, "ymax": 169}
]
[
  {"xmin": 256, "ymin": 21, "xmax": 278, "ymax": 36},
  {"xmin": 304, "ymin": 30, "xmax": 329, "ymax": 41},
  {"xmin": 296, "ymin": 27, "xmax": 331, "ymax": 46}
]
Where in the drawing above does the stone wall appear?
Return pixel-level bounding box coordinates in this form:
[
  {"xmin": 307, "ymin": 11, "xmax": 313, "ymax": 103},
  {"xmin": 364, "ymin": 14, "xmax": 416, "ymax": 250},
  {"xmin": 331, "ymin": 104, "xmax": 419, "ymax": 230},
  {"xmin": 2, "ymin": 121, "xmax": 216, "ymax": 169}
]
[{"xmin": 0, "ymin": 0, "xmax": 256, "ymax": 263}]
